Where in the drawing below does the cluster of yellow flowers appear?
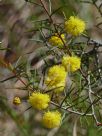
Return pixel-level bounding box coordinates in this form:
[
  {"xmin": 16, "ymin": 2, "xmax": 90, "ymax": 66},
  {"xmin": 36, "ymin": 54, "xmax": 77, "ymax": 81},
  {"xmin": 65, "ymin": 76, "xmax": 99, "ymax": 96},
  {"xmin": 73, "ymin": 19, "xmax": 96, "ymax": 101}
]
[
  {"xmin": 28, "ymin": 92, "xmax": 61, "ymax": 128},
  {"xmin": 13, "ymin": 57, "xmax": 81, "ymax": 129},
  {"xmin": 13, "ymin": 15, "xmax": 84, "ymax": 129},
  {"xmin": 45, "ymin": 56, "xmax": 81, "ymax": 93},
  {"xmin": 28, "ymin": 92, "xmax": 50, "ymax": 110},
  {"xmin": 62, "ymin": 56, "xmax": 81, "ymax": 72},
  {"xmin": 13, "ymin": 97, "xmax": 21, "ymax": 105},
  {"xmin": 45, "ymin": 65, "xmax": 67, "ymax": 93},
  {"xmin": 49, "ymin": 33, "xmax": 66, "ymax": 48},
  {"xmin": 49, "ymin": 16, "xmax": 85, "ymax": 48},
  {"xmin": 42, "ymin": 111, "xmax": 61, "ymax": 128},
  {"xmin": 46, "ymin": 16, "xmax": 82, "ymax": 94},
  {"xmin": 65, "ymin": 16, "xmax": 85, "ymax": 36}
]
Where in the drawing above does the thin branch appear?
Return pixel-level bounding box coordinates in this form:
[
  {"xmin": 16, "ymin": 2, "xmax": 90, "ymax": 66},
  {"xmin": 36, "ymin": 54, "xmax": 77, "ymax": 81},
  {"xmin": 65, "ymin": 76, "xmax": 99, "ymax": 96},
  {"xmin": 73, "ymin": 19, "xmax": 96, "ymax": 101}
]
[
  {"xmin": 93, "ymin": 2, "xmax": 102, "ymax": 17},
  {"xmin": 87, "ymin": 72, "xmax": 100, "ymax": 125},
  {"xmin": 39, "ymin": 0, "xmax": 72, "ymax": 56},
  {"xmin": 51, "ymin": 101, "xmax": 92, "ymax": 116}
]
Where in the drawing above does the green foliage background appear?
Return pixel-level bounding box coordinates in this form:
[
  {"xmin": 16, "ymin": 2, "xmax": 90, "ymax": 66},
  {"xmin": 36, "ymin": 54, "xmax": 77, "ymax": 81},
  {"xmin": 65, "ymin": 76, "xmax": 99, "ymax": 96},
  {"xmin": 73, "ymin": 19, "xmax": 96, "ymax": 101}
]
[{"xmin": 0, "ymin": 0, "xmax": 102, "ymax": 136}]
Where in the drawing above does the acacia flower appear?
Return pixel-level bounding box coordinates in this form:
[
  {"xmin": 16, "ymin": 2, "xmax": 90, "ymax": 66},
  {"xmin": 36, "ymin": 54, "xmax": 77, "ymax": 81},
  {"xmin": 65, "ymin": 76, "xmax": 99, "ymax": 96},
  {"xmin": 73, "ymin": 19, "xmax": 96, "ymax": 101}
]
[
  {"xmin": 45, "ymin": 65, "xmax": 67, "ymax": 85},
  {"xmin": 65, "ymin": 16, "xmax": 85, "ymax": 36},
  {"xmin": 42, "ymin": 111, "xmax": 61, "ymax": 128},
  {"xmin": 45, "ymin": 65, "xmax": 67, "ymax": 93},
  {"xmin": 28, "ymin": 92, "xmax": 50, "ymax": 110},
  {"xmin": 62, "ymin": 56, "xmax": 81, "ymax": 72},
  {"xmin": 13, "ymin": 97, "xmax": 21, "ymax": 105},
  {"xmin": 49, "ymin": 33, "xmax": 66, "ymax": 48}
]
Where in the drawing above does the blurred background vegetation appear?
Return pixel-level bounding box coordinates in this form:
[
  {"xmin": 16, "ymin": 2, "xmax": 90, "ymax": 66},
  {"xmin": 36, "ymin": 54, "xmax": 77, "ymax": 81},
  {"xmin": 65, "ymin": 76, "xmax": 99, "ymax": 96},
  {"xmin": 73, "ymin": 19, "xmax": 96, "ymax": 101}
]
[{"xmin": 0, "ymin": 0, "xmax": 102, "ymax": 136}]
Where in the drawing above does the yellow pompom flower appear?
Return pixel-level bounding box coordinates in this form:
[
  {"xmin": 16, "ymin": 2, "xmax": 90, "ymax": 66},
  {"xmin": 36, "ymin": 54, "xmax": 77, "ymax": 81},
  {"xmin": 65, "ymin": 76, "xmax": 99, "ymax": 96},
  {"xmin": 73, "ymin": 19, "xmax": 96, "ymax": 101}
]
[
  {"xmin": 13, "ymin": 97, "xmax": 21, "ymax": 105},
  {"xmin": 28, "ymin": 92, "xmax": 50, "ymax": 110},
  {"xmin": 62, "ymin": 56, "xmax": 81, "ymax": 72},
  {"xmin": 49, "ymin": 33, "xmax": 66, "ymax": 48},
  {"xmin": 45, "ymin": 65, "xmax": 67, "ymax": 85},
  {"xmin": 45, "ymin": 65, "xmax": 67, "ymax": 93},
  {"xmin": 42, "ymin": 111, "xmax": 61, "ymax": 128},
  {"xmin": 65, "ymin": 16, "xmax": 85, "ymax": 36}
]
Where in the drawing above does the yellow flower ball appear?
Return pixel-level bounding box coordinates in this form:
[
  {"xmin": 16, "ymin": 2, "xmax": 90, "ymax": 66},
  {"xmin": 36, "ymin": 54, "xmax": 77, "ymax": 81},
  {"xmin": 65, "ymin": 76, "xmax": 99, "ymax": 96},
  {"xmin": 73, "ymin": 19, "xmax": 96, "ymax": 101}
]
[
  {"xmin": 42, "ymin": 111, "xmax": 61, "ymax": 128},
  {"xmin": 28, "ymin": 92, "xmax": 50, "ymax": 110},
  {"xmin": 49, "ymin": 33, "xmax": 66, "ymax": 48},
  {"xmin": 62, "ymin": 56, "xmax": 81, "ymax": 72},
  {"xmin": 45, "ymin": 65, "xmax": 67, "ymax": 86},
  {"xmin": 13, "ymin": 97, "xmax": 21, "ymax": 105},
  {"xmin": 65, "ymin": 16, "xmax": 85, "ymax": 36}
]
